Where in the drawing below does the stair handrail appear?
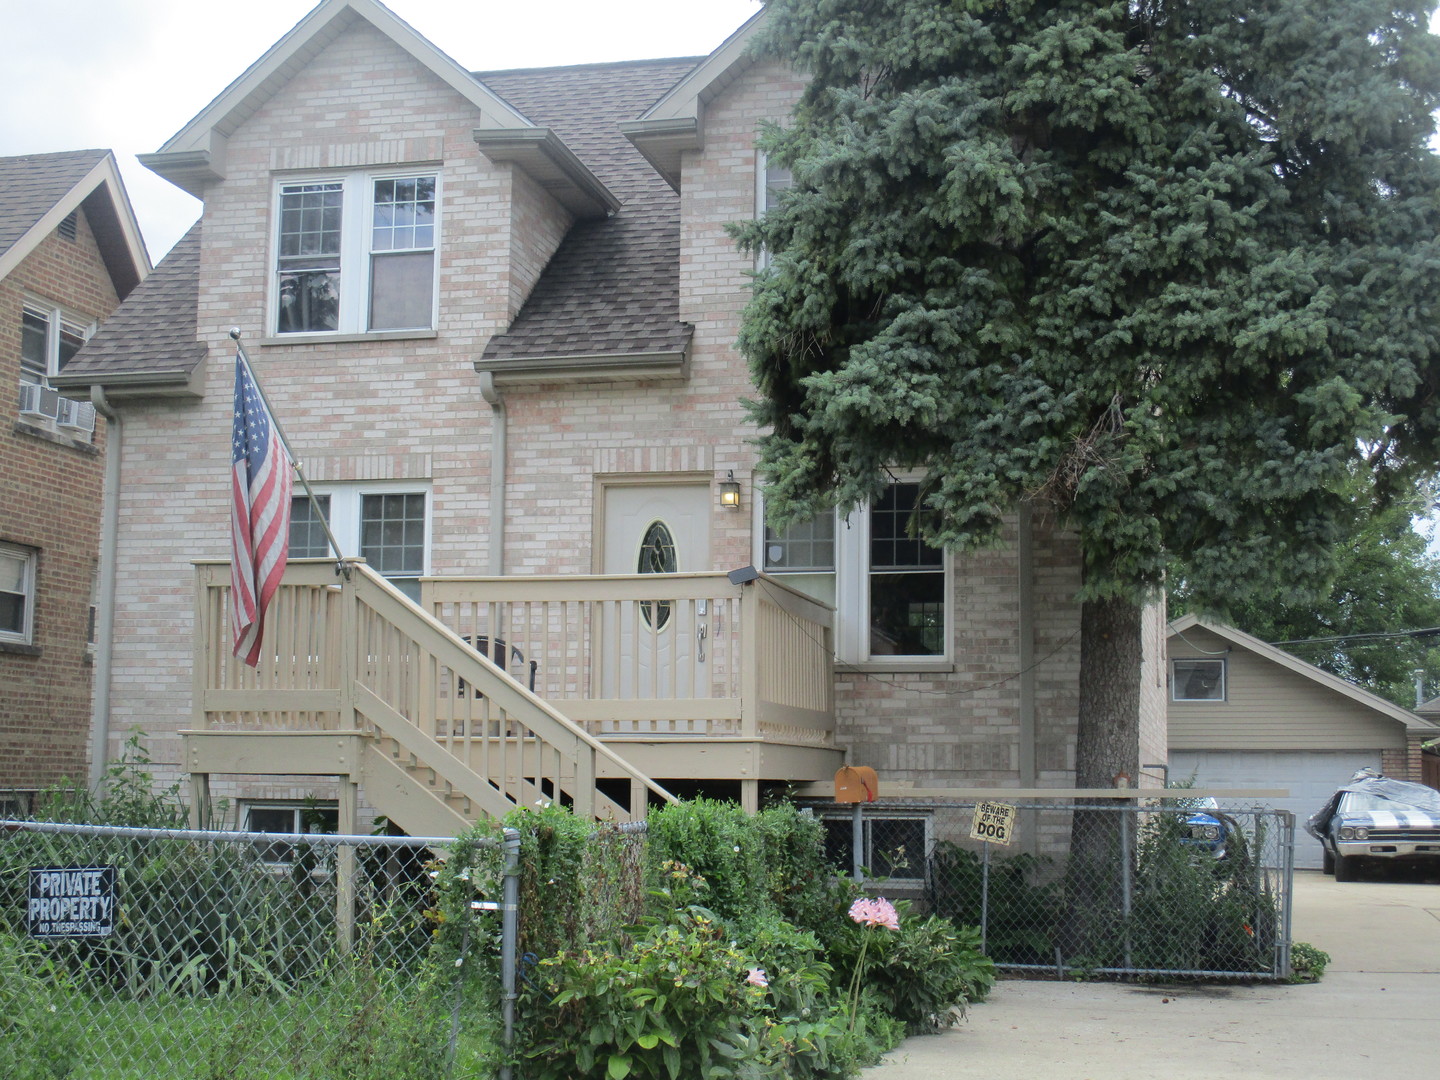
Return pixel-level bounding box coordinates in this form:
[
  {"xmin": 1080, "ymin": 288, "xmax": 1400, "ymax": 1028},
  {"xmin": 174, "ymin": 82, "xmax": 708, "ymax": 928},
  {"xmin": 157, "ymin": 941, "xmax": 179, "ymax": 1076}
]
[{"xmin": 341, "ymin": 559, "xmax": 678, "ymax": 810}]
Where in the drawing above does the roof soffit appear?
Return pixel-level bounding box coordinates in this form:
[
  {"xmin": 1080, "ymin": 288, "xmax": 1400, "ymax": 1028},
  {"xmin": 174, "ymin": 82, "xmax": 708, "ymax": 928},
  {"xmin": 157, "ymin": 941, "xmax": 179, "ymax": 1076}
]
[
  {"xmin": 624, "ymin": 9, "xmax": 767, "ymax": 191},
  {"xmin": 0, "ymin": 153, "xmax": 151, "ymax": 296},
  {"xmin": 1167, "ymin": 614, "xmax": 1437, "ymax": 731},
  {"xmin": 472, "ymin": 128, "xmax": 620, "ymax": 218},
  {"xmin": 143, "ymin": 0, "xmax": 535, "ymax": 194}
]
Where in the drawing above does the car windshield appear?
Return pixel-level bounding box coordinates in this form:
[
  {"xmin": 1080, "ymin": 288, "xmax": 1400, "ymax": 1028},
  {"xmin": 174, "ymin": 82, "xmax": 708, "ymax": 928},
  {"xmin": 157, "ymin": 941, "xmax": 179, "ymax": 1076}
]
[{"xmin": 1339, "ymin": 792, "xmax": 1425, "ymax": 813}]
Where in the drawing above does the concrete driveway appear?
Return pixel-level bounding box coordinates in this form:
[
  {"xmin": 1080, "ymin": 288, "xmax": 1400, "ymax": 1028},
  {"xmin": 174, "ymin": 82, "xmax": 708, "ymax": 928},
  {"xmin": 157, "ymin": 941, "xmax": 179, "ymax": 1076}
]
[{"xmin": 864, "ymin": 869, "xmax": 1440, "ymax": 1080}]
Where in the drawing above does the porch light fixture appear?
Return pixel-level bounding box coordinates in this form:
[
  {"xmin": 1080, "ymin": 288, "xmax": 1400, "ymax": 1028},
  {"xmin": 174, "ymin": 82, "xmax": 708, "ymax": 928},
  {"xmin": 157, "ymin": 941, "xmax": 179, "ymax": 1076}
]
[{"xmin": 719, "ymin": 471, "xmax": 742, "ymax": 510}]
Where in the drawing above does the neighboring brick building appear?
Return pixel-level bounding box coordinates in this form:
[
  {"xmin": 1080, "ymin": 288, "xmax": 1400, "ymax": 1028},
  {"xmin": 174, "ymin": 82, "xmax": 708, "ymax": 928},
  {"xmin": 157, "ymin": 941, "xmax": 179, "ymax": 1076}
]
[
  {"xmin": 55, "ymin": 1, "xmax": 1164, "ymax": 840},
  {"xmin": 0, "ymin": 150, "xmax": 149, "ymax": 809}
]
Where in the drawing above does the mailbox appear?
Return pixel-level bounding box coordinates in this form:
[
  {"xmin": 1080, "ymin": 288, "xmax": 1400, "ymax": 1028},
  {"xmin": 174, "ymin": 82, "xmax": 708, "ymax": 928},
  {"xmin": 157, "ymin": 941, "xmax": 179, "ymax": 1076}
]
[{"xmin": 834, "ymin": 765, "xmax": 878, "ymax": 803}]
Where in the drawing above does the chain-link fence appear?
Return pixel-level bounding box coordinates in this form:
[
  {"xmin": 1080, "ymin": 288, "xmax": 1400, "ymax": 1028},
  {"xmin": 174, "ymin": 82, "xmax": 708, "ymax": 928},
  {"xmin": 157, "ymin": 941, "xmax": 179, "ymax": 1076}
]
[
  {"xmin": 816, "ymin": 798, "xmax": 1295, "ymax": 980},
  {"xmin": 1, "ymin": 821, "xmax": 519, "ymax": 1080}
]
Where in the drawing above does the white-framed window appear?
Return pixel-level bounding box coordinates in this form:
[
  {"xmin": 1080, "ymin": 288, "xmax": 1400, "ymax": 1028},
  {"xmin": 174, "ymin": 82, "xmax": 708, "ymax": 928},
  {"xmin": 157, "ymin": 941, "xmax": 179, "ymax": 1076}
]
[
  {"xmin": 18, "ymin": 298, "xmax": 96, "ymax": 438},
  {"xmin": 0, "ymin": 544, "xmax": 38, "ymax": 646},
  {"xmin": 244, "ymin": 802, "xmax": 339, "ymax": 865},
  {"xmin": 760, "ymin": 480, "xmax": 950, "ymax": 664},
  {"xmin": 273, "ymin": 171, "xmax": 438, "ymax": 335},
  {"xmin": 821, "ymin": 813, "xmax": 931, "ymax": 883},
  {"xmin": 1172, "ymin": 658, "xmax": 1226, "ymax": 701},
  {"xmin": 289, "ymin": 484, "xmax": 431, "ymax": 601},
  {"xmin": 754, "ymin": 151, "xmax": 793, "ymax": 269}
]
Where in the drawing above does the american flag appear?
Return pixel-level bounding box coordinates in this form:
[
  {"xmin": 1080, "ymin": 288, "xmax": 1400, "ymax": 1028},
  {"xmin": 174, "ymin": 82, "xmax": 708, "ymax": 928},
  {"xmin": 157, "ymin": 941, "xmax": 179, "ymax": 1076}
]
[{"xmin": 230, "ymin": 350, "xmax": 292, "ymax": 666}]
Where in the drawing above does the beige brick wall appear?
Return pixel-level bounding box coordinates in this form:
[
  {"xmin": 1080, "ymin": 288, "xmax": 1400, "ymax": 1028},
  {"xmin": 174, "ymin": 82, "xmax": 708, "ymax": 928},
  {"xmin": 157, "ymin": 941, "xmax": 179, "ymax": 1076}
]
[{"xmin": 99, "ymin": 29, "xmax": 1150, "ymax": 801}]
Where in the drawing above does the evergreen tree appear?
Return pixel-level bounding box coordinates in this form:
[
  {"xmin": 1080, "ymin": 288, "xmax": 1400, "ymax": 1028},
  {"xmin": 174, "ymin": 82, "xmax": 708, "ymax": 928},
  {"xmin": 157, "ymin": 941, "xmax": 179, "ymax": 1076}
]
[{"xmin": 732, "ymin": 0, "xmax": 1440, "ymax": 799}]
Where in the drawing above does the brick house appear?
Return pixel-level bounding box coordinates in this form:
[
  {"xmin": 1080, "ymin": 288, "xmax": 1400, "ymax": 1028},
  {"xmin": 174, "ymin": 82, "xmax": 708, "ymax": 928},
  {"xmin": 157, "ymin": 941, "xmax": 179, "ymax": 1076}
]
[
  {"xmin": 56, "ymin": 0, "xmax": 1165, "ymax": 842},
  {"xmin": 0, "ymin": 150, "xmax": 149, "ymax": 811}
]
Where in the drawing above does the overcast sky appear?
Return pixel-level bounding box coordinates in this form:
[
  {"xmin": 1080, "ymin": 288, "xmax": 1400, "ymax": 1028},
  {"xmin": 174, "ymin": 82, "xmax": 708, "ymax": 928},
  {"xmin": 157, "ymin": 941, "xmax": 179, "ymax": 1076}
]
[{"xmin": 0, "ymin": 0, "xmax": 763, "ymax": 262}]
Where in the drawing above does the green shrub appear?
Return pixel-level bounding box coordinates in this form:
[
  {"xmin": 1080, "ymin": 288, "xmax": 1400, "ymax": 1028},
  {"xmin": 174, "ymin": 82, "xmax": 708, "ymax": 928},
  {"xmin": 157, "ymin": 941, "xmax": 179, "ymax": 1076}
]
[
  {"xmin": 930, "ymin": 843, "xmax": 1060, "ymax": 965},
  {"xmin": 1128, "ymin": 811, "xmax": 1276, "ymax": 975},
  {"xmin": 645, "ymin": 799, "xmax": 767, "ymax": 925},
  {"xmin": 522, "ymin": 905, "xmax": 757, "ymax": 1080}
]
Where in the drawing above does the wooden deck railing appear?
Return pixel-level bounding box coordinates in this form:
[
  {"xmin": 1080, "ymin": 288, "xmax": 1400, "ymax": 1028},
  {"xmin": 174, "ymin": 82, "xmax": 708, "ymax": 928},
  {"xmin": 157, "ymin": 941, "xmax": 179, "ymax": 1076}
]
[
  {"xmin": 192, "ymin": 559, "xmax": 677, "ymax": 821},
  {"xmin": 421, "ymin": 571, "xmax": 835, "ymax": 747},
  {"xmin": 192, "ymin": 559, "xmax": 836, "ymax": 824}
]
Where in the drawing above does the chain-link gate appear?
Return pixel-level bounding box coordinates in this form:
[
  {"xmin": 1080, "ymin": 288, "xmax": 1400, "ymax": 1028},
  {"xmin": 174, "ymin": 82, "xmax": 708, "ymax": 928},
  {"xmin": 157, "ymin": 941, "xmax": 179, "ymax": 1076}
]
[
  {"xmin": 1, "ymin": 821, "xmax": 519, "ymax": 1080},
  {"xmin": 817, "ymin": 798, "xmax": 1295, "ymax": 980}
]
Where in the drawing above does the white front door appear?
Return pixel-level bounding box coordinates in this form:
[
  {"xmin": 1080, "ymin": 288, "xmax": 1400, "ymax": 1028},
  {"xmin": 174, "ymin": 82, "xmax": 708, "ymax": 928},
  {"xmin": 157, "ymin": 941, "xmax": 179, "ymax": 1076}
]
[{"xmin": 600, "ymin": 483, "xmax": 711, "ymax": 704}]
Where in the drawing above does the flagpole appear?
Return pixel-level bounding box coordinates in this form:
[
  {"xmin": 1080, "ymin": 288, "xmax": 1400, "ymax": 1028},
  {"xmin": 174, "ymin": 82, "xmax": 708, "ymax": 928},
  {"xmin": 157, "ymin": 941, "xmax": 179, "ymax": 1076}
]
[{"xmin": 230, "ymin": 328, "xmax": 349, "ymax": 579}]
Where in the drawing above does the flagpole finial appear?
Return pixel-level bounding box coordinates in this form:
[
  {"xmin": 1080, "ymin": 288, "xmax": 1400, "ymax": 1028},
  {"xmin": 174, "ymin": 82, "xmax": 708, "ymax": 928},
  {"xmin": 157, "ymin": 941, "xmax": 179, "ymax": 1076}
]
[{"xmin": 229, "ymin": 327, "xmax": 242, "ymax": 341}]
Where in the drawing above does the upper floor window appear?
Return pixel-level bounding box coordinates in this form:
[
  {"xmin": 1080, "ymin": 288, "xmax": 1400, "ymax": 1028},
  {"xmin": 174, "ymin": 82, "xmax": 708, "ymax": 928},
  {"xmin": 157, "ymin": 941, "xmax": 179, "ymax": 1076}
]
[
  {"xmin": 1, "ymin": 544, "xmax": 38, "ymax": 646},
  {"xmin": 17, "ymin": 300, "xmax": 95, "ymax": 437},
  {"xmin": 762, "ymin": 479, "xmax": 949, "ymax": 664},
  {"xmin": 289, "ymin": 484, "xmax": 430, "ymax": 602},
  {"xmin": 1172, "ymin": 658, "xmax": 1226, "ymax": 701},
  {"xmin": 274, "ymin": 172, "xmax": 437, "ymax": 335},
  {"xmin": 754, "ymin": 152, "xmax": 792, "ymax": 270}
]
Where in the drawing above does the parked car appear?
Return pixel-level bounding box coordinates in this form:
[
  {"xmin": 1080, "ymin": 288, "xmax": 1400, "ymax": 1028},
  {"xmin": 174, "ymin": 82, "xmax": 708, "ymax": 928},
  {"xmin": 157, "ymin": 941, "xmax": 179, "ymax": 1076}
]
[
  {"xmin": 1306, "ymin": 769, "xmax": 1440, "ymax": 881},
  {"xmin": 1178, "ymin": 797, "xmax": 1228, "ymax": 857}
]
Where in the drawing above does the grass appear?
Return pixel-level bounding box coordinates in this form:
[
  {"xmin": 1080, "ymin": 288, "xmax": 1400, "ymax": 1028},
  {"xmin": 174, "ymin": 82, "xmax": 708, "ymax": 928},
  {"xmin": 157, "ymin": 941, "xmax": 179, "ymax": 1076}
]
[{"xmin": 46, "ymin": 986, "xmax": 500, "ymax": 1079}]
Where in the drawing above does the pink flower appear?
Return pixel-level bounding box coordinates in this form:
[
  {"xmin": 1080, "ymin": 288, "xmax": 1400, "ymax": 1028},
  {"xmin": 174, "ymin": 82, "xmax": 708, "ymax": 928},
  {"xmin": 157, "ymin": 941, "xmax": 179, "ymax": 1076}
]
[
  {"xmin": 746, "ymin": 967, "xmax": 769, "ymax": 987},
  {"xmin": 848, "ymin": 897, "xmax": 900, "ymax": 931}
]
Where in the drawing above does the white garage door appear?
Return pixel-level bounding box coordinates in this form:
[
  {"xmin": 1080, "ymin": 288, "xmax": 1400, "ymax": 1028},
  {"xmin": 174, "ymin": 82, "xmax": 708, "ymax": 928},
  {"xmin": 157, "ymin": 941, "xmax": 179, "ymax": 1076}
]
[{"xmin": 1168, "ymin": 750, "xmax": 1382, "ymax": 869}]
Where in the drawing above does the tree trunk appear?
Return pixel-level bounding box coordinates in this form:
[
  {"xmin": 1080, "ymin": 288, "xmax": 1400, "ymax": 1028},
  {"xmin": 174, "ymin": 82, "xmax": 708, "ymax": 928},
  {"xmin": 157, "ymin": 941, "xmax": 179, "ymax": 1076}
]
[{"xmin": 1063, "ymin": 593, "xmax": 1144, "ymax": 963}]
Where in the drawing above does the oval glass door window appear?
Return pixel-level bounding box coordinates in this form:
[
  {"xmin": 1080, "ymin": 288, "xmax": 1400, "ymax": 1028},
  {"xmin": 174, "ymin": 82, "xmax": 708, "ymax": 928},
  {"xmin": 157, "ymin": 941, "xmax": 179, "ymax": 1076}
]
[{"xmin": 638, "ymin": 520, "xmax": 677, "ymax": 629}]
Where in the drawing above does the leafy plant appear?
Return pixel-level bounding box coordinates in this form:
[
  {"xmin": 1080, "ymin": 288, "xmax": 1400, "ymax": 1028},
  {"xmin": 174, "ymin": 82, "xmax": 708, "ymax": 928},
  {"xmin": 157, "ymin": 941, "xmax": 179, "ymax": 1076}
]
[
  {"xmin": 523, "ymin": 905, "xmax": 757, "ymax": 1080},
  {"xmin": 1288, "ymin": 942, "xmax": 1331, "ymax": 984},
  {"xmin": 830, "ymin": 901, "xmax": 993, "ymax": 1033}
]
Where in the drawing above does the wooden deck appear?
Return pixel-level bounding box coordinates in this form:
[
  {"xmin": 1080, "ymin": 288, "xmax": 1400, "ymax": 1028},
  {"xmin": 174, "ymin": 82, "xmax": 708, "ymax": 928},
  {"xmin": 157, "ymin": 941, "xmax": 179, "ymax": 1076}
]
[{"xmin": 184, "ymin": 559, "xmax": 840, "ymax": 829}]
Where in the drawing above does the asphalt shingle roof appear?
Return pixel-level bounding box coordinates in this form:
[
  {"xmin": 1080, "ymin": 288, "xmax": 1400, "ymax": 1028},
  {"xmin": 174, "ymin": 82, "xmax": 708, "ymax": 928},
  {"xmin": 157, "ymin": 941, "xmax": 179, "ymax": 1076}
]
[
  {"xmin": 67, "ymin": 53, "xmax": 708, "ymax": 380},
  {"xmin": 0, "ymin": 149, "xmax": 108, "ymax": 263},
  {"xmin": 477, "ymin": 57, "xmax": 700, "ymax": 362},
  {"xmin": 59, "ymin": 223, "xmax": 205, "ymax": 381}
]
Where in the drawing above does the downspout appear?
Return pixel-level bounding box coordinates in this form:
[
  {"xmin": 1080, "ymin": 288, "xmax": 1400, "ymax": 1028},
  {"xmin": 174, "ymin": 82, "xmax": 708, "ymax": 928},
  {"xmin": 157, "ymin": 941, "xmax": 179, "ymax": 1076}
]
[
  {"xmin": 477, "ymin": 371, "xmax": 505, "ymax": 575},
  {"xmin": 88, "ymin": 386, "xmax": 120, "ymax": 790}
]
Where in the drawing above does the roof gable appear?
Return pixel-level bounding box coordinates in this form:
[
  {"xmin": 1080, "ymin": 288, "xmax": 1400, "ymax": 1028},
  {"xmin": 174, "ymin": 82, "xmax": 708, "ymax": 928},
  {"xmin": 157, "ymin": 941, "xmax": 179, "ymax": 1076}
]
[
  {"xmin": 1167, "ymin": 614, "xmax": 1436, "ymax": 732},
  {"xmin": 621, "ymin": 9, "xmax": 767, "ymax": 189},
  {"xmin": 0, "ymin": 150, "xmax": 150, "ymax": 298},
  {"xmin": 141, "ymin": 0, "xmax": 535, "ymax": 197}
]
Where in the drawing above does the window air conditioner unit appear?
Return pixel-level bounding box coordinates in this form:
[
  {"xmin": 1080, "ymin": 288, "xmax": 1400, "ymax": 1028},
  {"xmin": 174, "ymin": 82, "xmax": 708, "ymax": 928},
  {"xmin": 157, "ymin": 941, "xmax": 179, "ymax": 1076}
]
[
  {"xmin": 19, "ymin": 383, "xmax": 60, "ymax": 420},
  {"xmin": 56, "ymin": 397, "xmax": 96, "ymax": 433}
]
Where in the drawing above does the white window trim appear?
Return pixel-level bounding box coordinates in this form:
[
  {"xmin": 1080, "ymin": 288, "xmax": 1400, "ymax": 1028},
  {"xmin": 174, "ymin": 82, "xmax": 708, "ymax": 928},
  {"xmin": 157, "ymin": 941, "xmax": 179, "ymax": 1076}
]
[
  {"xmin": 755, "ymin": 481, "xmax": 953, "ymax": 668},
  {"xmin": 268, "ymin": 169, "xmax": 441, "ymax": 337},
  {"xmin": 754, "ymin": 150, "xmax": 792, "ymax": 270},
  {"xmin": 1171, "ymin": 658, "xmax": 1227, "ymax": 702},
  {"xmin": 0, "ymin": 544, "xmax": 38, "ymax": 646},
  {"xmin": 294, "ymin": 482, "xmax": 432, "ymax": 585},
  {"xmin": 18, "ymin": 297, "xmax": 96, "ymax": 440}
]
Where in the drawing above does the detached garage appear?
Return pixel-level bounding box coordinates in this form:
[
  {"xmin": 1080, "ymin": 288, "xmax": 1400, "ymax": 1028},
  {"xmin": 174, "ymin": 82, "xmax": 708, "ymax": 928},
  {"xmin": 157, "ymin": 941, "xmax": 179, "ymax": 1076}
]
[{"xmin": 1167, "ymin": 615, "xmax": 1437, "ymax": 870}]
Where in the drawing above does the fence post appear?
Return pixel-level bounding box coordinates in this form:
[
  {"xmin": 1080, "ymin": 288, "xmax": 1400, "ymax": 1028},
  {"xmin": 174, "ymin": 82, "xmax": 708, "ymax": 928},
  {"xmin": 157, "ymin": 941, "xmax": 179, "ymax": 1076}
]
[
  {"xmin": 335, "ymin": 779, "xmax": 359, "ymax": 955},
  {"xmin": 499, "ymin": 827, "xmax": 522, "ymax": 1080},
  {"xmin": 851, "ymin": 803, "xmax": 865, "ymax": 886},
  {"xmin": 1276, "ymin": 809, "xmax": 1295, "ymax": 980},
  {"xmin": 980, "ymin": 839, "xmax": 990, "ymax": 955},
  {"xmin": 1119, "ymin": 804, "xmax": 1133, "ymax": 970}
]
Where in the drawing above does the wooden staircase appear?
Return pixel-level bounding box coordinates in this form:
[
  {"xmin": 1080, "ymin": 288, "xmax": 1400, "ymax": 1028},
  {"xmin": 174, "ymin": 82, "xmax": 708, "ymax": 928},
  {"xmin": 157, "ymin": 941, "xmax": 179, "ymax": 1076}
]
[{"xmin": 185, "ymin": 559, "xmax": 676, "ymax": 833}]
